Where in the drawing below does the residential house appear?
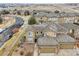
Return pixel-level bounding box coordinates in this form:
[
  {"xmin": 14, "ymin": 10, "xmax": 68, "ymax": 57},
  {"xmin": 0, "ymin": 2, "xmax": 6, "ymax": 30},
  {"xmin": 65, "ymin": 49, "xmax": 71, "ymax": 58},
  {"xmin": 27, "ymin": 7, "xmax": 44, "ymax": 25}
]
[
  {"xmin": 26, "ymin": 23, "xmax": 68, "ymax": 43},
  {"xmin": 60, "ymin": 23, "xmax": 79, "ymax": 38},
  {"xmin": 26, "ymin": 24, "xmax": 47, "ymax": 43},
  {"xmin": 34, "ymin": 12, "xmax": 79, "ymax": 23},
  {"xmin": 37, "ymin": 36, "xmax": 59, "ymax": 55},
  {"xmin": 44, "ymin": 23, "xmax": 68, "ymax": 37},
  {"xmin": 37, "ymin": 34, "xmax": 75, "ymax": 55},
  {"xmin": 56, "ymin": 34, "xmax": 76, "ymax": 49}
]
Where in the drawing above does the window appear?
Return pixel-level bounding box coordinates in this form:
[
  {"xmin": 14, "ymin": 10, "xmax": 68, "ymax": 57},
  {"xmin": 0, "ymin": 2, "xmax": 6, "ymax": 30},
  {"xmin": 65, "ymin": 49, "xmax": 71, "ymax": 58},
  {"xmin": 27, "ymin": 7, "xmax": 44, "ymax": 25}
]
[
  {"xmin": 37, "ymin": 32, "xmax": 38, "ymax": 34},
  {"xmin": 20, "ymin": 51, "xmax": 24, "ymax": 55},
  {"xmin": 41, "ymin": 17, "xmax": 42, "ymax": 19},
  {"xmin": 35, "ymin": 39, "xmax": 37, "ymax": 43},
  {"xmin": 41, "ymin": 32, "xmax": 42, "ymax": 34},
  {"xmin": 28, "ymin": 31, "xmax": 33, "ymax": 37}
]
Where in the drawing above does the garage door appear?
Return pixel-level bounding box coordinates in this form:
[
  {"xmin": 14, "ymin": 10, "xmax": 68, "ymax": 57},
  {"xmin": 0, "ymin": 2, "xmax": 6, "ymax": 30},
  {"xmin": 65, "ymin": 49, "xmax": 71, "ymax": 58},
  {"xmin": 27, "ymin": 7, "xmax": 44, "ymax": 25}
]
[
  {"xmin": 39, "ymin": 53, "xmax": 55, "ymax": 56},
  {"xmin": 40, "ymin": 48, "xmax": 56, "ymax": 53},
  {"xmin": 60, "ymin": 44, "xmax": 74, "ymax": 49}
]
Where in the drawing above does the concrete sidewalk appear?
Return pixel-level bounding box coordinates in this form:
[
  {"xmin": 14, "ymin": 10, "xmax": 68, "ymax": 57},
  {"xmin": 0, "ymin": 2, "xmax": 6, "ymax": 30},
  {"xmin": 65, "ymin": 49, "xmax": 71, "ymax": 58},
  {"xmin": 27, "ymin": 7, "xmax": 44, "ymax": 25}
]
[{"xmin": 33, "ymin": 44, "xmax": 38, "ymax": 56}]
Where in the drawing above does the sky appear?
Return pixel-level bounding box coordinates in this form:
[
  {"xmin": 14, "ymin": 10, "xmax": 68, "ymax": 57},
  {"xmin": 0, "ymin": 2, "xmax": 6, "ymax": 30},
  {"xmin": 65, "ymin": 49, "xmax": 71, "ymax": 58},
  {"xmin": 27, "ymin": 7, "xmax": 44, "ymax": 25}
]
[{"xmin": 0, "ymin": 0, "xmax": 79, "ymax": 3}]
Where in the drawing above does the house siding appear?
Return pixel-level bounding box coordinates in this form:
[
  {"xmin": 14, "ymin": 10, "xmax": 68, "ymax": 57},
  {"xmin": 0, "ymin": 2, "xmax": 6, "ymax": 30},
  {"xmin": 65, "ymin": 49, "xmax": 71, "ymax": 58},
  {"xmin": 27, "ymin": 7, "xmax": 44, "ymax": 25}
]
[
  {"xmin": 38, "ymin": 46, "xmax": 59, "ymax": 53},
  {"xmin": 59, "ymin": 43, "xmax": 75, "ymax": 49},
  {"xmin": 39, "ymin": 47, "xmax": 57, "ymax": 53}
]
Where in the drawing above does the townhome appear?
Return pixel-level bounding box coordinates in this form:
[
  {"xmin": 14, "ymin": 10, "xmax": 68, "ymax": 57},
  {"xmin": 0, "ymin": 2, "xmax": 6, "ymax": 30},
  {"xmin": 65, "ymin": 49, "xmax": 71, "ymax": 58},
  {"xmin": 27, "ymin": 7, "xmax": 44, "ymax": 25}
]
[
  {"xmin": 56, "ymin": 34, "xmax": 76, "ymax": 49},
  {"xmin": 37, "ymin": 36, "xmax": 59, "ymax": 55},
  {"xmin": 60, "ymin": 23, "xmax": 79, "ymax": 48},
  {"xmin": 60, "ymin": 23, "xmax": 79, "ymax": 38},
  {"xmin": 26, "ymin": 23, "xmax": 68, "ymax": 43},
  {"xmin": 33, "ymin": 12, "xmax": 79, "ymax": 23},
  {"xmin": 44, "ymin": 23, "xmax": 68, "ymax": 37},
  {"xmin": 26, "ymin": 22, "xmax": 76, "ymax": 55},
  {"xmin": 26, "ymin": 23, "xmax": 47, "ymax": 43},
  {"xmin": 37, "ymin": 34, "xmax": 75, "ymax": 55}
]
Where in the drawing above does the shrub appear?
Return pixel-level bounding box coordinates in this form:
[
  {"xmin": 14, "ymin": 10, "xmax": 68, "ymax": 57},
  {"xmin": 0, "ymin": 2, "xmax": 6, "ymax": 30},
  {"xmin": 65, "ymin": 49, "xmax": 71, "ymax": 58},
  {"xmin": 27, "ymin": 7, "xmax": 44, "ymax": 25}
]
[
  {"xmin": 1, "ymin": 10, "xmax": 10, "ymax": 14},
  {"xmin": 28, "ymin": 16, "xmax": 37, "ymax": 25},
  {"xmin": 54, "ymin": 10, "xmax": 60, "ymax": 13},
  {"xmin": 0, "ymin": 17, "xmax": 3, "ymax": 24}
]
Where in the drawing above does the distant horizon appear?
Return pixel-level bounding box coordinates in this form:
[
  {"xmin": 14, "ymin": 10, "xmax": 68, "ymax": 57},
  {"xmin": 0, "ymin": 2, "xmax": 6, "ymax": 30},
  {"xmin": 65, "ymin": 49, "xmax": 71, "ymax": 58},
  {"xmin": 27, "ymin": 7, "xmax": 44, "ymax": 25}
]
[
  {"xmin": 0, "ymin": 0, "xmax": 79, "ymax": 3},
  {"xmin": 0, "ymin": 3, "xmax": 79, "ymax": 4},
  {"xmin": 0, "ymin": 3, "xmax": 79, "ymax": 8}
]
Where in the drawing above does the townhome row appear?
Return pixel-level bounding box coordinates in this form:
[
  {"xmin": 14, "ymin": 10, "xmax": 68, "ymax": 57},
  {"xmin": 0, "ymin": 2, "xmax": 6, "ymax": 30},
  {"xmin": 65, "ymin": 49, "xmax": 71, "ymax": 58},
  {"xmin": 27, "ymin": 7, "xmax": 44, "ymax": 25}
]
[
  {"xmin": 25, "ymin": 23, "xmax": 79, "ymax": 55},
  {"xmin": 33, "ymin": 12, "xmax": 79, "ymax": 23}
]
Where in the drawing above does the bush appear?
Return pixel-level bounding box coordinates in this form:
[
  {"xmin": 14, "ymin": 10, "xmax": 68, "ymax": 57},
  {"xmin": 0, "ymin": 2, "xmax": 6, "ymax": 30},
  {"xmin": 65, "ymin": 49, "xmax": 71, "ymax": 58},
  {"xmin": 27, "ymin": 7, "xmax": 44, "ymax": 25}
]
[
  {"xmin": 20, "ymin": 51, "xmax": 24, "ymax": 55},
  {"xmin": 54, "ymin": 10, "xmax": 60, "ymax": 13},
  {"xmin": 17, "ymin": 11, "xmax": 21, "ymax": 15},
  {"xmin": 0, "ymin": 17, "xmax": 3, "ymax": 24},
  {"xmin": 28, "ymin": 16, "xmax": 37, "ymax": 25},
  {"xmin": 24, "ymin": 11, "xmax": 30, "ymax": 16},
  {"xmin": 13, "ymin": 9, "xmax": 17, "ymax": 11},
  {"xmin": 1, "ymin": 10, "xmax": 10, "ymax": 15}
]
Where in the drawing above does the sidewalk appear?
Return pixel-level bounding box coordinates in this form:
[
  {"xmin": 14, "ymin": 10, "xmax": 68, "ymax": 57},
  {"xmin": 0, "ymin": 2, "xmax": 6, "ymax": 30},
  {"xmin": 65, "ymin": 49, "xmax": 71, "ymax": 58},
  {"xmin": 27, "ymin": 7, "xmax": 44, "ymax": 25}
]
[{"xmin": 33, "ymin": 44, "xmax": 38, "ymax": 56}]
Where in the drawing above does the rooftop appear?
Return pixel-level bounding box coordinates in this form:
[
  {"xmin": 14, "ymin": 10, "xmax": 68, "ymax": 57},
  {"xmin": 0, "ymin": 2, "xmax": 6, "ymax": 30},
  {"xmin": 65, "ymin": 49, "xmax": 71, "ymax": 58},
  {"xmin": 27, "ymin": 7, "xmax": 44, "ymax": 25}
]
[
  {"xmin": 27, "ymin": 23, "xmax": 47, "ymax": 32},
  {"xmin": 56, "ymin": 34, "xmax": 75, "ymax": 43},
  {"xmin": 60, "ymin": 23, "xmax": 79, "ymax": 30},
  {"xmin": 37, "ymin": 36, "xmax": 58, "ymax": 46},
  {"xmin": 34, "ymin": 12, "xmax": 79, "ymax": 18},
  {"xmin": 27, "ymin": 23, "xmax": 68, "ymax": 33},
  {"xmin": 44, "ymin": 23, "xmax": 68, "ymax": 33}
]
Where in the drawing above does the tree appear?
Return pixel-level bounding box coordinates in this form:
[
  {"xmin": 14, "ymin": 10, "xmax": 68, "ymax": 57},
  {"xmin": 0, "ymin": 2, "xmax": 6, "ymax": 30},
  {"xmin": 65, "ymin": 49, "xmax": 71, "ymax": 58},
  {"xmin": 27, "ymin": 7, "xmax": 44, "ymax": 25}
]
[
  {"xmin": 20, "ymin": 51, "xmax": 24, "ymax": 55},
  {"xmin": 1, "ymin": 10, "xmax": 10, "ymax": 15},
  {"xmin": 54, "ymin": 10, "xmax": 60, "ymax": 13},
  {"xmin": 13, "ymin": 9, "xmax": 17, "ymax": 11},
  {"xmin": 17, "ymin": 11, "xmax": 21, "ymax": 15},
  {"xmin": 28, "ymin": 17, "xmax": 37, "ymax": 25},
  {"xmin": 24, "ymin": 11, "xmax": 30, "ymax": 16},
  {"xmin": 0, "ymin": 17, "xmax": 3, "ymax": 24}
]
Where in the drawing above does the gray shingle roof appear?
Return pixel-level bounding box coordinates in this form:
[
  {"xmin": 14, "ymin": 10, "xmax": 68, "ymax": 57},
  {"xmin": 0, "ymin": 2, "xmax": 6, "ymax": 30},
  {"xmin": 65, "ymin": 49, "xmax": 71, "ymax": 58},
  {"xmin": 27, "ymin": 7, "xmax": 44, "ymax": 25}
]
[
  {"xmin": 34, "ymin": 12, "xmax": 79, "ymax": 18},
  {"xmin": 60, "ymin": 23, "xmax": 79, "ymax": 30},
  {"xmin": 37, "ymin": 34, "xmax": 75, "ymax": 46},
  {"xmin": 44, "ymin": 23, "xmax": 68, "ymax": 33},
  {"xmin": 37, "ymin": 36, "xmax": 58, "ymax": 46},
  {"xmin": 56, "ymin": 34, "xmax": 75, "ymax": 43},
  {"xmin": 27, "ymin": 24, "xmax": 47, "ymax": 32},
  {"xmin": 27, "ymin": 23, "xmax": 68, "ymax": 33}
]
